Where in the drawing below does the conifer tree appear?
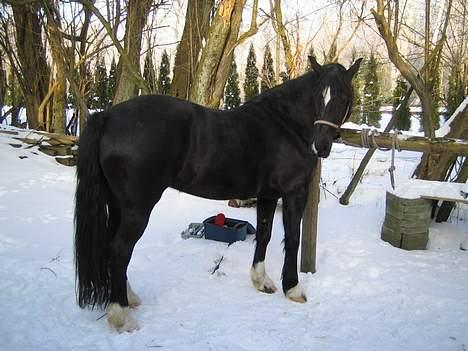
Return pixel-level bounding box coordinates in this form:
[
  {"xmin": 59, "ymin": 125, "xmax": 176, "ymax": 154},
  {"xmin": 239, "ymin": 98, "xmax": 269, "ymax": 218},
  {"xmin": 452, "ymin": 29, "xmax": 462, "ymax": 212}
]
[
  {"xmin": 446, "ymin": 64, "xmax": 465, "ymax": 119},
  {"xmin": 5, "ymin": 69, "xmax": 23, "ymax": 127},
  {"xmin": 429, "ymin": 62, "xmax": 441, "ymax": 129},
  {"xmin": 143, "ymin": 50, "xmax": 157, "ymax": 94},
  {"xmin": 224, "ymin": 57, "xmax": 241, "ymax": 110},
  {"xmin": 107, "ymin": 56, "xmax": 117, "ymax": 106},
  {"xmin": 349, "ymin": 48, "xmax": 364, "ymax": 124},
  {"xmin": 260, "ymin": 45, "xmax": 275, "ymax": 93},
  {"xmin": 93, "ymin": 57, "xmax": 109, "ymax": 110},
  {"xmin": 361, "ymin": 52, "xmax": 381, "ymax": 127},
  {"xmin": 157, "ymin": 50, "xmax": 172, "ymax": 95},
  {"xmin": 392, "ymin": 76, "xmax": 411, "ymax": 131},
  {"xmin": 243, "ymin": 44, "xmax": 259, "ymax": 101}
]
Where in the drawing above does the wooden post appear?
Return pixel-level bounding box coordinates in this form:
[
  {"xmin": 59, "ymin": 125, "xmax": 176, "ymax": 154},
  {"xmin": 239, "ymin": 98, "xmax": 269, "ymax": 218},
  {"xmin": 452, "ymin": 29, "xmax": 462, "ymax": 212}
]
[{"xmin": 301, "ymin": 158, "xmax": 321, "ymax": 273}]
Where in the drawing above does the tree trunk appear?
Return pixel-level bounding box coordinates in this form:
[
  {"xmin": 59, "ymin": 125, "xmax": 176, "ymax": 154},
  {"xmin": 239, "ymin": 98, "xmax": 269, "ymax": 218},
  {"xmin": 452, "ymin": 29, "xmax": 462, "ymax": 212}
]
[
  {"xmin": 0, "ymin": 54, "xmax": 6, "ymax": 113},
  {"xmin": 414, "ymin": 99, "xmax": 468, "ymax": 180},
  {"xmin": 77, "ymin": 0, "xmax": 93, "ymax": 133},
  {"xmin": 44, "ymin": 1, "xmax": 66, "ymax": 134},
  {"xmin": 12, "ymin": 3, "xmax": 50, "ymax": 130},
  {"xmin": 189, "ymin": 0, "xmax": 246, "ymax": 107},
  {"xmin": 113, "ymin": 0, "xmax": 152, "ymax": 104},
  {"xmin": 271, "ymin": 0, "xmax": 296, "ymax": 78},
  {"xmin": 170, "ymin": 0, "xmax": 214, "ymax": 99}
]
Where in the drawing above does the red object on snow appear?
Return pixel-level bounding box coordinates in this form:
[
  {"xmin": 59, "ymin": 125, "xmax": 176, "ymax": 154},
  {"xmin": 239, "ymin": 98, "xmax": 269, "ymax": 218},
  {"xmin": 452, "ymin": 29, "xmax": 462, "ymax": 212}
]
[{"xmin": 214, "ymin": 213, "xmax": 226, "ymax": 226}]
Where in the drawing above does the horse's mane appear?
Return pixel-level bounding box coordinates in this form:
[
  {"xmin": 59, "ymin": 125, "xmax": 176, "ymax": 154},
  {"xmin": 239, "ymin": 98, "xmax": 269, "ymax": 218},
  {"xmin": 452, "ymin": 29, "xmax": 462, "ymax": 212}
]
[{"xmin": 244, "ymin": 63, "xmax": 349, "ymax": 108}]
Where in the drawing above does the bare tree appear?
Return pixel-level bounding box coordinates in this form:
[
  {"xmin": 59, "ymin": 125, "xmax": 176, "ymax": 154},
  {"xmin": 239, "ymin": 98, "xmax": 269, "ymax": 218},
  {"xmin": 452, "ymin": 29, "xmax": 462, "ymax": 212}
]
[
  {"xmin": 2, "ymin": 2, "xmax": 50, "ymax": 130},
  {"xmin": 190, "ymin": 0, "xmax": 267, "ymax": 107},
  {"xmin": 170, "ymin": 0, "xmax": 214, "ymax": 99},
  {"xmin": 323, "ymin": 0, "xmax": 366, "ymax": 64},
  {"xmin": 371, "ymin": 0, "xmax": 452, "ymax": 138},
  {"xmin": 81, "ymin": 0, "xmax": 157, "ymax": 105},
  {"xmin": 372, "ymin": 0, "xmax": 454, "ymax": 180}
]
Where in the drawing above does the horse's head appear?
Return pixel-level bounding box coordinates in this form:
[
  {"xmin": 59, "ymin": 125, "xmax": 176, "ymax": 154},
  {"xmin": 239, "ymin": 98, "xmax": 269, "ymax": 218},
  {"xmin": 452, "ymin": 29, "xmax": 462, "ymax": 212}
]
[{"xmin": 309, "ymin": 56, "xmax": 362, "ymax": 158}]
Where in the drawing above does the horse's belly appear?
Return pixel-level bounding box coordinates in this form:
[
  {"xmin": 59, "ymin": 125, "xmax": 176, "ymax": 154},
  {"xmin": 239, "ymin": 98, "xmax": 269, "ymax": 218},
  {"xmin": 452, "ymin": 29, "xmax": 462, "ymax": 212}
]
[{"xmin": 172, "ymin": 167, "xmax": 258, "ymax": 200}]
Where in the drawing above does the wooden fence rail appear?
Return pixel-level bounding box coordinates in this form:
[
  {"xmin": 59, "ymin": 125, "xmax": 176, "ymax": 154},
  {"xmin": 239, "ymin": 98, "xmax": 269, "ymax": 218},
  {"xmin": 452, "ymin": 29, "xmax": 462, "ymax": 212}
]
[{"xmin": 338, "ymin": 128, "xmax": 468, "ymax": 156}]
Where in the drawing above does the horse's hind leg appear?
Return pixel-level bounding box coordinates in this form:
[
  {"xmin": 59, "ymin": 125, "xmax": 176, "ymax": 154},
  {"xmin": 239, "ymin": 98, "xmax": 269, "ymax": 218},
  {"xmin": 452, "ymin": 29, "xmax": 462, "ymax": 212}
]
[
  {"xmin": 107, "ymin": 205, "xmax": 152, "ymax": 333},
  {"xmin": 108, "ymin": 201, "xmax": 141, "ymax": 309},
  {"xmin": 251, "ymin": 197, "xmax": 278, "ymax": 294},
  {"xmin": 282, "ymin": 193, "xmax": 308, "ymax": 303}
]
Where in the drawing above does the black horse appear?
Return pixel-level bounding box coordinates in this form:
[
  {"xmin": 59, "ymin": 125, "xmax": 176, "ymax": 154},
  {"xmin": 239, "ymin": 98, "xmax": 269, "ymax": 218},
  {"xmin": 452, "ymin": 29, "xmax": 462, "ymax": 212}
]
[{"xmin": 75, "ymin": 57, "xmax": 362, "ymax": 332}]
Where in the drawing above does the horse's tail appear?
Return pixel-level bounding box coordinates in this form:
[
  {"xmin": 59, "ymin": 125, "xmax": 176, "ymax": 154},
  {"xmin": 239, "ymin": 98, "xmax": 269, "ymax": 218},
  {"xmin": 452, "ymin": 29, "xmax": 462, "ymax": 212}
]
[{"xmin": 74, "ymin": 111, "xmax": 111, "ymax": 309}]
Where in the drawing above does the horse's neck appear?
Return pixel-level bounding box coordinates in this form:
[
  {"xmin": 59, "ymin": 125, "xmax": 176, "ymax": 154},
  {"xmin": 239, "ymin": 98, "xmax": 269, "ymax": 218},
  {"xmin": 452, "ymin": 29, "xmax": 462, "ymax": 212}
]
[{"xmin": 241, "ymin": 90, "xmax": 315, "ymax": 146}]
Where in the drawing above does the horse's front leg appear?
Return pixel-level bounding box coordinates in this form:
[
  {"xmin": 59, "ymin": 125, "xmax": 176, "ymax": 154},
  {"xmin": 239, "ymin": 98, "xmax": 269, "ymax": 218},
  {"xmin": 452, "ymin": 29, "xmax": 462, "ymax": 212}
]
[
  {"xmin": 282, "ymin": 193, "xmax": 308, "ymax": 303},
  {"xmin": 251, "ymin": 197, "xmax": 278, "ymax": 294}
]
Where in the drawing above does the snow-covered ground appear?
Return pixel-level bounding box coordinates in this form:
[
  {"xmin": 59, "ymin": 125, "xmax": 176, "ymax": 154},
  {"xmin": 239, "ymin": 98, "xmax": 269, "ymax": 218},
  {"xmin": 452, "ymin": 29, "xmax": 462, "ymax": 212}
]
[{"xmin": 1, "ymin": 125, "xmax": 467, "ymax": 351}]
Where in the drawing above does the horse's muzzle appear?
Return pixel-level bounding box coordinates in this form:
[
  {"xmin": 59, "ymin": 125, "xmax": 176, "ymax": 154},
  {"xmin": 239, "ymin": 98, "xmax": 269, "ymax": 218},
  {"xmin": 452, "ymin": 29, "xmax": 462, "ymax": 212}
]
[{"xmin": 311, "ymin": 141, "xmax": 332, "ymax": 158}]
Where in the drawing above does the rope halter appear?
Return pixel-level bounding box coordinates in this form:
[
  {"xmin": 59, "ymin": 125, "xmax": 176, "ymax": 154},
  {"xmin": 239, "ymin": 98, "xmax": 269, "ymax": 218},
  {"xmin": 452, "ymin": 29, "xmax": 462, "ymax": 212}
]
[
  {"xmin": 313, "ymin": 104, "xmax": 351, "ymax": 130},
  {"xmin": 313, "ymin": 120, "xmax": 340, "ymax": 129}
]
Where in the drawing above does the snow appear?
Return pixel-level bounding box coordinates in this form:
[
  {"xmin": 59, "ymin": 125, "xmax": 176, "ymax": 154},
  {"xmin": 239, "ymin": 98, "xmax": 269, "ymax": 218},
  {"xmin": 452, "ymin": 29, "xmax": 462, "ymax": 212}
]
[
  {"xmin": 392, "ymin": 179, "xmax": 468, "ymax": 201},
  {"xmin": 436, "ymin": 97, "xmax": 468, "ymax": 138},
  {"xmin": 1, "ymin": 125, "xmax": 468, "ymax": 350}
]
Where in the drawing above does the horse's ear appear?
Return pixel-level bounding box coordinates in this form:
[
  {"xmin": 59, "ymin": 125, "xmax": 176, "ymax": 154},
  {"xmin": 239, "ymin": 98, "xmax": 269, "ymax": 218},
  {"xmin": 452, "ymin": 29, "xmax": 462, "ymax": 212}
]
[
  {"xmin": 347, "ymin": 58, "xmax": 363, "ymax": 79},
  {"xmin": 308, "ymin": 55, "xmax": 323, "ymax": 73}
]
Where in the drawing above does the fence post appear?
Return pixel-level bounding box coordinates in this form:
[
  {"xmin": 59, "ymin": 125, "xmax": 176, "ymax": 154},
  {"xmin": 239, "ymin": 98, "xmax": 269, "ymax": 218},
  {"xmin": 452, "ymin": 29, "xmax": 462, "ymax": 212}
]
[{"xmin": 301, "ymin": 158, "xmax": 321, "ymax": 273}]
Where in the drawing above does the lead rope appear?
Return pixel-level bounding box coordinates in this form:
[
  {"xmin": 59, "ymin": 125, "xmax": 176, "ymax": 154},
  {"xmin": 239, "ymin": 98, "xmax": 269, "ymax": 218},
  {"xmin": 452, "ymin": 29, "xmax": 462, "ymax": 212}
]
[
  {"xmin": 388, "ymin": 129, "xmax": 401, "ymax": 190},
  {"xmin": 360, "ymin": 128, "xmax": 400, "ymax": 189}
]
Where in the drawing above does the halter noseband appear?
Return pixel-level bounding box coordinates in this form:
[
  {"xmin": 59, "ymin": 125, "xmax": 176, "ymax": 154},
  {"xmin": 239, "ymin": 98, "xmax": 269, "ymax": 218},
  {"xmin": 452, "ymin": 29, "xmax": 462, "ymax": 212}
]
[
  {"xmin": 314, "ymin": 104, "xmax": 351, "ymax": 130},
  {"xmin": 314, "ymin": 120, "xmax": 340, "ymax": 129}
]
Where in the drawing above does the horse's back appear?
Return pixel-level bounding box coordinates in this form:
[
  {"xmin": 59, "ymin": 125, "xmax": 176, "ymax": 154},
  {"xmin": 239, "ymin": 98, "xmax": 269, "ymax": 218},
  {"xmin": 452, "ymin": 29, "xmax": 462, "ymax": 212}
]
[{"xmin": 97, "ymin": 94, "xmax": 313, "ymax": 203}]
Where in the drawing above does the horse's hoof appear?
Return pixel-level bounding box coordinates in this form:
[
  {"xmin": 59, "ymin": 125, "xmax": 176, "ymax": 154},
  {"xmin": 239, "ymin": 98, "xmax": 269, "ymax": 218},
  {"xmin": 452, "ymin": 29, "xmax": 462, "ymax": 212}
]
[
  {"xmin": 260, "ymin": 283, "xmax": 277, "ymax": 294},
  {"xmin": 250, "ymin": 263, "xmax": 277, "ymax": 294},
  {"xmin": 285, "ymin": 284, "xmax": 307, "ymax": 304},
  {"xmin": 127, "ymin": 282, "xmax": 142, "ymax": 308},
  {"xmin": 107, "ymin": 303, "xmax": 139, "ymax": 333}
]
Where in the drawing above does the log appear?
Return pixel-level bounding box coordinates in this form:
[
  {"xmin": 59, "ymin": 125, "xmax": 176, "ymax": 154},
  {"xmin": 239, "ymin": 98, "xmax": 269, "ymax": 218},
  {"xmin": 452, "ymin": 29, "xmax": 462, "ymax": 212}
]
[
  {"xmin": 39, "ymin": 144, "xmax": 72, "ymax": 157},
  {"xmin": 0, "ymin": 129, "xmax": 19, "ymax": 135},
  {"xmin": 34, "ymin": 130, "xmax": 78, "ymax": 145},
  {"xmin": 338, "ymin": 129, "xmax": 468, "ymax": 156},
  {"xmin": 13, "ymin": 137, "xmax": 43, "ymax": 145},
  {"xmin": 55, "ymin": 157, "xmax": 77, "ymax": 167}
]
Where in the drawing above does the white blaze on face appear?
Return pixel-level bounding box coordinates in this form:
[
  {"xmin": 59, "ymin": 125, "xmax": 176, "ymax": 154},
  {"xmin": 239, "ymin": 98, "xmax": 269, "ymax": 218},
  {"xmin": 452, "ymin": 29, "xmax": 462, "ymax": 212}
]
[{"xmin": 322, "ymin": 86, "xmax": 331, "ymax": 107}]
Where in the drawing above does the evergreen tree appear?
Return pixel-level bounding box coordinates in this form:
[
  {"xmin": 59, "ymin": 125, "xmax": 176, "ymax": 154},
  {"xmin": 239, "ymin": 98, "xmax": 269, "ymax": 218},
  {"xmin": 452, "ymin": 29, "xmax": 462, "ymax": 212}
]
[
  {"xmin": 446, "ymin": 64, "xmax": 465, "ymax": 119},
  {"xmin": 4, "ymin": 69, "xmax": 23, "ymax": 107},
  {"xmin": 224, "ymin": 57, "xmax": 241, "ymax": 110},
  {"xmin": 429, "ymin": 61, "xmax": 441, "ymax": 129},
  {"xmin": 5, "ymin": 69, "xmax": 23, "ymax": 127},
  {"xmin": 157, "ymin": 50, "xmax": 172, "ymax": 95},
  {"xmin": 349, "ymin": 48, "xmax": 364, "ymax": 124},
  {"xmin": 92, "ymin": 57, "xmax": 109, "ymax": 110},
  {"xmin": 143, "ymin": 50, "xmax": 157, "ymax": 93},
  {"xmin": 107, "ymin": 56, "xmax": 117, "ymax": 106},
  {"xmin": 361, "ymin": 52, "xmax": 381, "ymax": 127},
  {"xmin": 392, "ymin": 76, "xmax": 411, "ymax": 131},
  {"xmin": 243, "ymin": 44, "xmax": 259, "ymax": 101},
  {"xmin": 83, "ymin": 63, "xmax": 94, "ymax": 108},
  {"xmin": 260, "ymin": 45, "xmax": 275, "ymax": 93}
]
